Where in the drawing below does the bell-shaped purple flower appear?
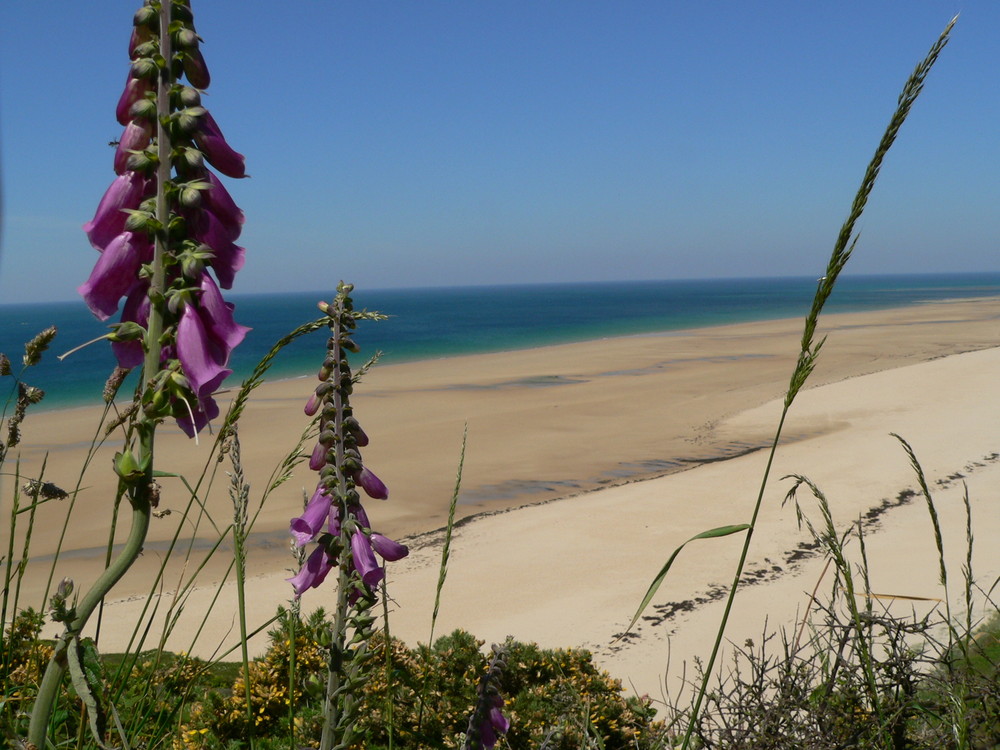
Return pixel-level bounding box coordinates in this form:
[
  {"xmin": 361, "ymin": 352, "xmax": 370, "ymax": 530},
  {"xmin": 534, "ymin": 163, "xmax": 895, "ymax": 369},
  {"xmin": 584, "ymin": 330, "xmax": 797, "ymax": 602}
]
[
  {"xmin": 116, "ymin": 74, "xmax": 153, "ymax": 126},
  {"xmin": 176, "ymin": 392, "xmax": 221, "ymax": 439},
  {"xmin": 353, "ymin": 504, "xmax": 371, "ymax": 530},
  {"xmin": 290, "ymin": 486, "xmax": 333, "ymax": 547},
  {"xmin": 111, "ymin": 282, "xmax": 151, "ymax": 369},
  {"xmin": 191, "ymin": 201, "xmax": 242, "ymax": 246},
  {"xmin": 182, "ymin": 46, "xmax": 211, "ymax": 89},
  {"xmin": 371, "ymin": 533, "xmax": 409, "ymax": 561},
  {"xmin": 84, "ymin": 171, "xmax": 150, "ymax": 251},
  {"xmin": 206, "ymin": 239, "xmax": 245, "ymax": 290},
  {"xmin": 202, "ymin": 171, "xmax": 245, "ymax": 232},
  {"xmin": 351, "ymin": 530, "xmax": 384, "ymax": 588},
  {"xmin": 304, "ymin": 392, "xmax": 320, "ymax": 416},
  {"xmin": 177, "ymin": 299, "xmax": 232, "ymax": 399},
  {"xmin": 114, "ymin": 120, "xmax": 153, "ymax": 175},
  {"xmin": 355, "ymin": 466, "xmax": 388, "ymax": 500},
  {"xmin": 479, "ymin": 701, "xmax": 510, "ymax": 749},
  {"xmin": 128, "ymin": 24, "xmax": 153, "ymax": 60},
  {"xmin": 174, "ymin": 275, "xmax": 249, "ymax": 400},
  {"xmin": 309, "ymin": 442, "xmax": 328, "ymax": 471},
  {"xmin": 78, "ymin": 232, "xmax": 153, "ymax": 320},
  {"xmin": 197, "ymin": 274, "xmax": 250, "ymax": 354},
  {"xmin": 287, "ymin": 545, "xmax": 335, "ymax": 598},
  {"xmin": 194, "ymin": 111, "xmax": 246, "ymax": 179}
]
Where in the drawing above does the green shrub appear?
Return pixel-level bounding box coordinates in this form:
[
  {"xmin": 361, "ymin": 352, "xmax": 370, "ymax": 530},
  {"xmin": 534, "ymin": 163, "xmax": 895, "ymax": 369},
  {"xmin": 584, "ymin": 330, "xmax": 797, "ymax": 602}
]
[{"xmin": 178, "ymin": 616, "xmax": 665, "ymax": 749}]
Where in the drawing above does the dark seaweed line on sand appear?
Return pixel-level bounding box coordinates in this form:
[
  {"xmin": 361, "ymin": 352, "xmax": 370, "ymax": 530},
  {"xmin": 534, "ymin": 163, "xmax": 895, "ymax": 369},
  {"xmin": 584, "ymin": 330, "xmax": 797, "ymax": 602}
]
[{"xmin": 604, "ymin": 451, "xmax": 1000, "ymax": 653}]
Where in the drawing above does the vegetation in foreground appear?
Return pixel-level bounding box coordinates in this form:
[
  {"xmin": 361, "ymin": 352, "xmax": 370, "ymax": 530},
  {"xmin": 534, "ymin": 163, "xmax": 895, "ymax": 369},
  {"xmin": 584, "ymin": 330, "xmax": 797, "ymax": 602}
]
[{"xmin": 3, "ymin": 592, "xmax": 998, "ymax": 748}]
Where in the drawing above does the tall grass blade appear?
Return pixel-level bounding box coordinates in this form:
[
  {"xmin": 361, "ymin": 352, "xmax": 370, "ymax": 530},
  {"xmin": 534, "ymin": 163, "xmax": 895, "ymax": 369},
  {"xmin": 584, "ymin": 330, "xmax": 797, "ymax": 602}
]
[
  {"xmin": 623, "ymin": 524, "xmax": 749, "ymax": 635},
  {"xmin": 673, "ymin": 19, "xmax": 956, "ymax": 748},
  {"xmin": 418, "ymin": 424, "xmax": 468, "ymax": 733},
  {"xmin": 429, "ymin": 424, "xmax": 468, "ymax": 648}
]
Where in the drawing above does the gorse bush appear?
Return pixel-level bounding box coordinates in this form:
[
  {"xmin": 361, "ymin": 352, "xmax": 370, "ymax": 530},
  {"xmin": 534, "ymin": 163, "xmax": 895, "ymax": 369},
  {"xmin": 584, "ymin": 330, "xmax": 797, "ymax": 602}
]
[
  {"xmin": 177, "ymin": 618, "xmax": 665, "ymax": 750},
  {"xmin": 656, "ymin": 469, "xmax": 1000, "ymax": 750}
]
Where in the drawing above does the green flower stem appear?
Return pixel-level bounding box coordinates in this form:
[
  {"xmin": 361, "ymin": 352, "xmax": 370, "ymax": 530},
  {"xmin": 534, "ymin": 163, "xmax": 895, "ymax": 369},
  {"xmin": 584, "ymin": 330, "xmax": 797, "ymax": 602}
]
[
  {"xmin": 27, "ymin": 493, "xmax": 151, "ymax": 747},
  {"xmin": 27, "ymin": 6, "xmax": 173, "ymax": 746},
  {"xmin": 144, "ymin": 0, "xmax": 172, "ymax": 378},
  {"xmin": 320, "ymin": 305, "xmax": 350, "ymax": 750}
]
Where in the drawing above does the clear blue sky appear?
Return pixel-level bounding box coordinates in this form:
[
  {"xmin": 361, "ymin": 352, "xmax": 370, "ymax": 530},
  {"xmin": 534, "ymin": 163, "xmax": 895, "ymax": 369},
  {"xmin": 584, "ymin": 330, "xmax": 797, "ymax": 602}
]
[{"xmin": 1, "ymin": 1, "xmax": 996, "ymax": 304}]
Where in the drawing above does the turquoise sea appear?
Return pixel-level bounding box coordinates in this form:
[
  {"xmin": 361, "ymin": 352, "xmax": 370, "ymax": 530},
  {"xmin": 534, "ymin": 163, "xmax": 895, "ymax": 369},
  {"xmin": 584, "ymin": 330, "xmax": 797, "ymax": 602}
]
[{"xmin": 2, "ymin": 273, "xmax": 999, "ymax": 410}]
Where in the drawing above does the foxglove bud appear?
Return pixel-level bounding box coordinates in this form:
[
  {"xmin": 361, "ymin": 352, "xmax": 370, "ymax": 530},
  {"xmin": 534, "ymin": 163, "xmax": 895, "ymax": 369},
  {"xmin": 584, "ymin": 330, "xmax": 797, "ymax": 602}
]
[
  {"xmin": 174, "ymin": 27, "xmax": 199, "ymax": 49},
  {"xmin": 182, "ymin": 47, "xmax": 211, "ymax": 88}
]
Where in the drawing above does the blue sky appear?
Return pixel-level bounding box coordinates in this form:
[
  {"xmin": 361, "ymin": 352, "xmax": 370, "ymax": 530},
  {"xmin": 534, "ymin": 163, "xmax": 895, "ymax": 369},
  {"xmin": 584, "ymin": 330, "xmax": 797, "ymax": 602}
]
[{"xmin": 0, "ymin": 1, "xmax": 996, "ymax": 304}]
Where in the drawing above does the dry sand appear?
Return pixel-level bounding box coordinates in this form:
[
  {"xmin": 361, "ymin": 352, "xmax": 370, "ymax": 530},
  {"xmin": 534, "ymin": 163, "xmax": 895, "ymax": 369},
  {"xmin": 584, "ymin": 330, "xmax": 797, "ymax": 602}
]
[{"xmin": 3, "ymin": 296, "xmax": 999, "ymax": 700}]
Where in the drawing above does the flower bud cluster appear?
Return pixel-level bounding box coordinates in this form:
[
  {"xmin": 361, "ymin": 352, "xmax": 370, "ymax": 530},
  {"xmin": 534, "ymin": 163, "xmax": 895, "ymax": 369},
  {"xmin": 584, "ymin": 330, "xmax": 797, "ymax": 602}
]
[
  {"xmin": 79, "ymin": 0, "xmax": 249, "ymax": 436},
  {"xmin": 48, "ymin": 578, "xmax": 77, "ymax": 625},
  {"xmin": 288, "ymin": 284, "xmax": 408, "ymax": 598}
]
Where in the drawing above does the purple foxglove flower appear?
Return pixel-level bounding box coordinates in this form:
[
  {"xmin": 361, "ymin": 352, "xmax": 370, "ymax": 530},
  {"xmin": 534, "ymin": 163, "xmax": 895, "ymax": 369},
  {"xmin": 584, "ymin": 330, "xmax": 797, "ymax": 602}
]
[
  {"xmin": 287, "ymin": 545, "xmax": 334, "ymax": 598},
  {"xmin": 114, "ymin": 120, "xmax": 153, "ymax": 174},
  {"xmin": 197, "ymin": 274, "xmax": 250, "ymax": 353},
  {"xmin": 304, "ymin": 392, "xmax": 320, "ymax": 416},
  {"xmin": 116, "ymin": 75, "xmax": 152, "ymax": 126},
  {"xmin": 202, "ymin": 171, "xmax": 245, "ymax": 231},
  {"xmin": 84, "ymin": 171, "xmax": 150, "ymax": 251},
  {"xmin": 176, "ymin": 391, "xmax": 221, "ymax": 438},
  {"xmin": 351, "ymin": 531, "xmax": 384, "ymax": 588},
  {"xmin": 193, "ymin": 111, "xmax": 246, "ymax": 179},
  {"xmin": 353, "ymin": 428, "xmax": 370, "ymax": 447},
  {"xmin": 290, "ymin": 486, "xmax": 333, "ymax": 547},
  {"xmin": 309, "ymin": 442, "xmax": 327, "ymax": 471},
  {"xmin": 370, "ymin": 533, "xmax": 409, "ymax": 562},
  {"xmin": 479, "ymin": 723, "xmax": 497, "ymax": 749},
  {"xmin": 328, "ymin": 509, "xmax": 342, "ymax": 536},
  {"xmin": 111, "ymin": 282, "xmax": 151, "ymax": 369},
  {"xmin": 478, "ymin": 701, "xmax": 509, "ymax": 749},
  {"xmin": 182, "ymin": 46, "xmax": 211, "ymax": 89},
  {"xmin": 206, "ymin": 240, "xmax": 245, "ymax": 290},
  {"xmin": 353, "ymin": 504, "xmax": 372, "ymax": 530},
  {"xmin": 355, "ymin": 466, "xmax": 388, "ymax": 500},
  {"xmin": 177, "ymin": 300, "xmax": 232, "ymax": 398},
  {"xmin": 78, "ymin": 232, "xmax": 153, "ymax": 320},
  {"xmin": 489, "ymin": 706, "xmax": 510, "ymax": 735},
  {"xmin": 190, "ymin": 202, "xmax": 242, "ymax": 246},
  {"xmin": 128, "ymin": 24, "xmax": 153, "ymax": 60}
]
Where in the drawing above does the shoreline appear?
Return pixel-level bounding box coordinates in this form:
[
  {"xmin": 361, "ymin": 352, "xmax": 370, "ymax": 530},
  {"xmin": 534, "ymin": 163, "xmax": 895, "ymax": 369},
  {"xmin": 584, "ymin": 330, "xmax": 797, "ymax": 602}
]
[
  {"xmin": 3, "ymin": 295, "xmax": 999, "ymax": 689},
  {"xmin": 17, "ymin": 291, "xmax": 1000, "ymax": 415}
]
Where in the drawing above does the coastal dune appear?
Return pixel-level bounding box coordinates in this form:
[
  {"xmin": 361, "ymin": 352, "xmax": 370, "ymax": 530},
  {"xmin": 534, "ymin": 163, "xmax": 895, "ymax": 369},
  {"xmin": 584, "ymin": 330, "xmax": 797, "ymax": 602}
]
[{"xmin": 4, "ymin": 297, "xmax": 999, "ymax": 697}]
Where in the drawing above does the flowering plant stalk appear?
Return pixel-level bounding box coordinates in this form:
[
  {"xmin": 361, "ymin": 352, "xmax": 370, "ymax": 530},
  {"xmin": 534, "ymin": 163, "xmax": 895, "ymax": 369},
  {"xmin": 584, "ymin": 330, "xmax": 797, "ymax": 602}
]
[
  {"xmin": 286, "ymin": 283, "xmax": 408, "ymax": 750},
  {"xmin": 462, "ymin": 639, "xmax": 511, "ymax": 750},
  {"xmin": 27, "ymin": 1, "xmax": 247, "ymax": 745}
]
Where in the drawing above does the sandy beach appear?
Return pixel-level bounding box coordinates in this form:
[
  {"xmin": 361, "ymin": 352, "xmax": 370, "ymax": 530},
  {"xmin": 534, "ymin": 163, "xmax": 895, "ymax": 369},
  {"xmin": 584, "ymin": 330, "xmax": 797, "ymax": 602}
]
[{"xmin": 4, "ymin": 296, "xmax": 999, "ymax": 700}]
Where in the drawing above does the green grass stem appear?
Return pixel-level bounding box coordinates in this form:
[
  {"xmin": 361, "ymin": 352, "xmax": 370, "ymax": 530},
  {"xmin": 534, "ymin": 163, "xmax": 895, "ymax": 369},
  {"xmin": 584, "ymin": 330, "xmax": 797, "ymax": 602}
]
[{"xmin": 676, "ymin": 19, "xmax": 955, "ymax": 749}]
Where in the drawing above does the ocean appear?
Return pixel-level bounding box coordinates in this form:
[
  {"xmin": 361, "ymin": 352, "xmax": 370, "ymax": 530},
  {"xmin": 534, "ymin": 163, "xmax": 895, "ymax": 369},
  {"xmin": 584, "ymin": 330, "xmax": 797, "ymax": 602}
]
[{"xmin": 2, "ymin": 273, "xmax": 998, "ymax": 411}]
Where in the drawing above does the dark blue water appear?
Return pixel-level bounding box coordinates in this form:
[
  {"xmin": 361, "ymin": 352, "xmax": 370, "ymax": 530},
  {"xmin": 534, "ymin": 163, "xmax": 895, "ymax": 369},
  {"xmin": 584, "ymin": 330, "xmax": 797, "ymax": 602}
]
[{"xmin": 2, "ymin": 273, "xmax": 998, "ymax": 410}]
